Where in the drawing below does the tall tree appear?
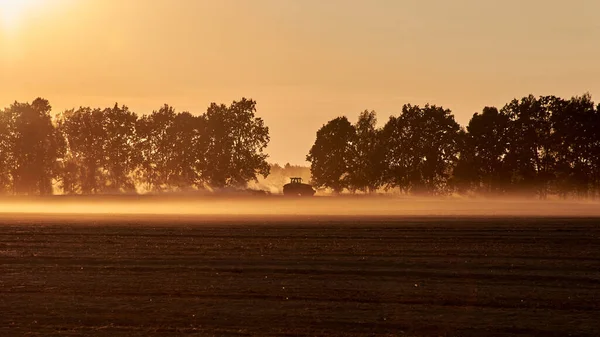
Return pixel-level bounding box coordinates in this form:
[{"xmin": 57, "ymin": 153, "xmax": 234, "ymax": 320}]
[
  {"xmin": 0, "ymin": 106, "xmax": 13, "ymax": 193},
  {"xmin": 102, "ymin": 104, "xmax": 139, "ymax": 193},
  {"xmin": 7, "ymin": 98, "xmax": 63, "ymax": 195},
  {"xmin": 57, "ymin": 104, "xmax": 139, "ymax": 194},
  {"xmin": 201, "ymin": 98, "xmax": 270, "ymax": 188},
  {"xmin": 382, "ymin": 104, "xmax": 461, "ymax": 195},
  {"xmin": 347, "ymin": 110, "xmax": 384, "ymax": 193},
  {"xmin": 169, "ymin": 111, "xmax": 204, "ymax": 189},
  {"xmin": 137, "ymin": 105, "xmax": 202, "ymax": 191},
  {"xmin": 595, "ymin": 103, "xmax": 600, "ymax": 198},
  {"xmin": 137, "ymin": 105, "xmax": 177, "ymax": 191},
  {"xmin": 453, "ymin": 107, "xmax": 511, "ymax": 194},
  {"xmin": 502, "ymin": 95, "xmax": 558, "ymax": 198},
  {"xmin": 307, "ymin": 116, "xmax": 355, "ymax": 193},
  {"xmin": 56, "ymin": 107, "xmax": 107, "ymax": 194},
  {"xmin": 551, "ymin": 94, "xmax": 599, "ymax": 197}
]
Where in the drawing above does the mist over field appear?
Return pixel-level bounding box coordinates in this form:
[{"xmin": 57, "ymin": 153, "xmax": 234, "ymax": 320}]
[
  {"xmin": 1, "ymin": 195, "xmax": 599, "ymax": 218},
  {"xmin": 3, "ymin": 2, "xmax": 600, "ymax": 336}
]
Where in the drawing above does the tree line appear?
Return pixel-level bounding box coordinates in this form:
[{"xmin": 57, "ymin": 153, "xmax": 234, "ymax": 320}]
[
  {"xmin": 307, "ymin": 94, "xmax": 600, "ymax": 199},
  {"xmin": 0, "ymin": 97, "xmax": 270, "ymax": 195}
]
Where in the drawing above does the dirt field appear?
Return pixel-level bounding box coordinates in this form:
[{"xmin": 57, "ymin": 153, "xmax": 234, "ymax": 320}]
[{"xmin": 0, "ymin": 216, "xmax": 598, "ymax": 336}]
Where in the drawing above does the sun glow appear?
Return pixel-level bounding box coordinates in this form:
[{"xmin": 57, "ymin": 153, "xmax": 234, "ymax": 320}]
[{"xmin": 0, "ymin": 0, "xmax": 45, "ymax": 30}]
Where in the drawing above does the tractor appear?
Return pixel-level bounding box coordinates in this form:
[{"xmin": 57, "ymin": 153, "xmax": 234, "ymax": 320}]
[{"xmin": 283, "ymin": 177, "xmax": 316, "ymax": 196}]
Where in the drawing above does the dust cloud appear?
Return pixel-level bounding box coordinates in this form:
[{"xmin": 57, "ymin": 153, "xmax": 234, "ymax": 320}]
[{"xmin": 0, "ymin": 195, "xmax": 599, "ymax": 218}]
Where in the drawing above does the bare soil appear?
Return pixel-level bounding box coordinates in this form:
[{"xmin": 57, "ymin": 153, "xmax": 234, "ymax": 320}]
[{"xmin": 0, "ymin": 216, "xmax": 599, "ymax": 336}]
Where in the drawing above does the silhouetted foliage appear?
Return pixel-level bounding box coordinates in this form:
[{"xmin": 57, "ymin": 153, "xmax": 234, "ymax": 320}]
[
  {"xmin": 307, "ymin": 116, "xmax": 355, "ymax": 193},
  {"xmin": 551, "ymin": 94, "xmax": 600, "ymax": 198},
  {"xmin": 103, "ymin": 104, "xmax": 140, "ymax": 193},
  {"xmin": 501, "ymin": 95, "xmax": 558, "ymax": 198},
  {"xmin": 170, "ymin": 111, "xmax": 205, "ymax": 189},
  {"xmin": 56, "ymin": 105, "xmax": 138, "ymax": 194},
  {"xmin": 2, "ymin": 93, "xmax": 600, "ymax": 199},
  {"xmin": 0, "ymin": 97, "xmax": 271, "ymax": 195},
  {"xmin": 307, "ymin": 94, "xmax": 600, "ymax": 198},
  {"xmin": 382, "ymin": 104, "xmax": 461, "ymax": 195},
  {"xmin": 201, "ymin": 98, "xmax": 270, "ymax": 189},
  {"xmin": 348, "ymin": 111, "xmax": 385, "ymax": 193},
  {"xmin": 136, "ymin": 105, "xmax": 203, "ymax": 192},
  {"xmin": 0, "ymin": 107, "xmax": 14, "ymax": 193},
  {"xmin": 57, "ymin": 107, "xmax": 106, "ymax": 194},
  {"xmin": 0, "ymin": 99, "xmax": 63, "ymax": 195},
  {"xmin": 454, "ymin": 107, "xmax": 511, "ymax": 194}
]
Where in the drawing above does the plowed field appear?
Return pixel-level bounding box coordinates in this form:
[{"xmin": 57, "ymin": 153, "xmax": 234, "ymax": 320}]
[{"xmin": 1, "ymin": 216, "xmax": 598, "ymax": 336}]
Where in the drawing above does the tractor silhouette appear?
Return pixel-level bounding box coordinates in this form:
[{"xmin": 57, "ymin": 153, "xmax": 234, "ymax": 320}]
[{"xmin": 283, "ymin": 177, "xmax": 316, "ymax": 196}]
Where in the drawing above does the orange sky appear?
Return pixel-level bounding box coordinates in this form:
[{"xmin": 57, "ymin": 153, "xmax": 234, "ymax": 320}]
[{"xmin": 1, "ymin": 0, "xmax": 599, "ymax": 165}]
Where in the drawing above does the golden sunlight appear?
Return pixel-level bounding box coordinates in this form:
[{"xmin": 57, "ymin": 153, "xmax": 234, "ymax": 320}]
[{"xmin": 0, "ymin": 0, "xmax": 45, "ymax": 30}]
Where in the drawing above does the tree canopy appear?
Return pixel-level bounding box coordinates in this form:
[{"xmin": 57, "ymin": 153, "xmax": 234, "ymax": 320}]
[
  {"xmin": 0, "ymin": 97, "xmax": 271, "ymax": 195},
  {"xmin": 2, "ymin": 93, "xmax": 600, "ymax": 199},
  {"xmin": 202, "ymin": 98, "xmax": 270, "ymax": 189},
  {"xmin": 307, "ymin": 93, "xmax": 600, "ymax": 199},
  {"xmin": 1, "ymin": 99, "xmax": 62, "ymax": 195},
  {"xmin": 307, "ymin": 116, "xmax": 355, "ymax": 193}
]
